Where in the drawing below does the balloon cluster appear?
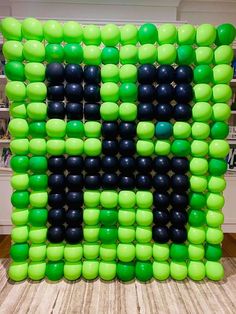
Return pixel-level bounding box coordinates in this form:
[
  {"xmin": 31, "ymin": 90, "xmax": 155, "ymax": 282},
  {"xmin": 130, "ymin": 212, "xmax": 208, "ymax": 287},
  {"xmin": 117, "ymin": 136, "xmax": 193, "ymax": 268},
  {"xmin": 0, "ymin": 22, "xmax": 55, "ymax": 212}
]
[{"xmin": 2, "ymin": 17, "xmax": 235, "ymax": 282}]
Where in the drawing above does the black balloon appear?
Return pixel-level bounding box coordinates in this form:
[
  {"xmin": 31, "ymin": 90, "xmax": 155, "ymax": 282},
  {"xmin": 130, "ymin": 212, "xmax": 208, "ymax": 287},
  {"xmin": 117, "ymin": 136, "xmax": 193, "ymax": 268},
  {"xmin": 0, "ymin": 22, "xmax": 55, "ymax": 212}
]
[
  {"xmin": 153, "ymin": 156, "xmax": 171, "ymax": 174},
  {"xmin": 48, "ymin": 208, "xmax": 66, "ymax": 226},
  {"xmin": 46, "ymin": 63, "xmax": 64, "ymax": 83},
  {"xmin": 119, "ymin": 122, "xmax": 136, "ymax": 139},
  {"xmin": 175, "ymin": 84, "xmax": 193, "ymax": 103},
  {"xmin": 173, "ymin": 103, "xmax": 192, "ymax": 121},
  {"xmin": 48, "ymin": 174, "xmax": 66, "ymax": 191},
  {"xmin": 66, "ymin": 156, "xmax": 83, "ymax": 173},
  {"xmin": 66, "ymin": 191, "xmax": 83, "ymax": 207},
  {"xmin": 170, "ymin": 209, "xmax": 188, "ymax": 227},
  {"xmin": 102, "ymin": 156, "xmax": 118, "ymax": 172},
  {"xmin": 84, "ymin": 84, "xmax": 100, "ymax": 102},
  {"xmin": 66, "ymin": 209, "xmax": 83, "ymax": 226},
  {"xmin": 65, "ymin": 83, "xmax": 83, "ymax": 101},
  {"xmin": 119, "ymin": 156, "xmax": 136, "ymax": 174},
  {"xmin": 138, "ymin": 103, "xmax": 154, "ymax": 120},
  {"xmin": 119, "ymin": 139, "xmax": 135, "ymax": 156},
  {"xmin": 48, "ymin": 193, "xmax": 66, "ymax": 208},
  {"xmin": 65, "ymin": 227, "xmax": 83, "ymax": 244},
  {"xmin": 152, "ymin": 226, "xmax": 169, "ymax": 243},
  {"xmin": 48, "ymin": 156, "xmax": 66, "ymax": 173},
  {"xmin": 102, "ymin": 140, "xmax": 119, "ymax": 155},
  {"xmin": 153, "ymin": 192, "xmax": 170, "ymax": 209},
  {"xmin": 119, "ymin": 176, "xmax": 135, "ymax": 190},
  {"xmin": 84, "ymin": 65, "xmax": 101, "ymax": 84},
  {"xmin": 84, "ymin": 103, "xmax": 100, "ymax": 120},
  {"xmin": 153, "ymin": 174, "xmax": 171, "ymax": 192},
  {"xmin": 47, "ymin": 226, "xmax": 65, "ymax": 243},
  {"xmin": 171, "ymin": 157, "xmax": 189, "ymax": 174},
  {"xmin": 65, "ymin": 64, "xmax": 83, "ymax": 83},
  {"xmin": 170, "ymin": 226, "xmax": 187, "ymax": 243},
  {"xmin": 136, "ymin": 157, "xmax": 153, "ymax": 173},
  {"xmin": 175, "ymin": 65, "xmax": 193, "ymax": 84},
  {"xmin": 47, "ymin": 101, "xmax": 65, "ymax": 119},
  {"xmin": 84, "ymin": 175, "xmax": 101, "ymax": 189},
  {"xmin": 66, "ymin": 174, "xmax": 84, "ymax": 190},
  {"xmin": 171, "ymin": 174, "xmax": 190, "ymax": 192},
  {"xmin": 153, "ymin": 208, "xmax": 170, "ymax": 226},
  {"xmin": 138, "ymin": 64, "xmax": 156, "ymax": 84},
  {"xmin": 66, "ymin": 102, "xmax": 83, "ymax": 120},
  {"xmin": 47, "ymin": 85, "xmax": 64, "ymax": 101},
  {"xmin": 170, "ymin": 193, "xmax": 188, "ymax": 209},
  {"xmin": 156, "ymin": 65, "xmax": 175, "ymax": 84},
  {"xmin": 102, "ymin": 173, "xmax": 119, "ymax": 189},
  {"xmin": 155, "ymin": 103, "xmax": 173, "ymax": 121},
  {"xmin": 136, "ymin": 174, "xmax": 152, "ymax": 190},
  {"xmin": 156, "ymin": 84, "xmax": 174, "ymax": 102},
  {"xmin": 84, "ymin": 157, "xmax": 101, "ymax": 174},
  {"xmin": 101, "ymin": 122, "xmax": 118, "ymax": 138},
  {"xmin": 138, "ymin": 85, "xmax": 155, "ymax": 102}
]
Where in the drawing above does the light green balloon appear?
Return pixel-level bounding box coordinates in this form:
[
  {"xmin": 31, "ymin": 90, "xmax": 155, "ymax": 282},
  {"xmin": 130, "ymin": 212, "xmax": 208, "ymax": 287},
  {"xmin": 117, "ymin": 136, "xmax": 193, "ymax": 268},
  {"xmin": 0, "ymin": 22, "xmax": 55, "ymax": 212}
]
[
  {"xmin": 43, "ymin": 20, "xmax": 63, "ymax": 43},
  {"xmin": 158, "ymin": 44, "xmax": 176, "ymax": 64},
  {"xmin": 25, "ymin": 62, "xmax": 45, "ymax": 82},
  {"xmin": 193, "ymin": 84, "xmax": 212, "ymax": 102},
  {"xmin": 120, "ymin": 24, "xmax": 138, "ymax": 45},
  {"xmin": 170, "ymin": 261, "xmax": 187, "ymax": 280},
  {"xmin": 191, "ymin": 122, "xmax": 210, "ymax": 139},
  {"xmin": 158, "ymin": 23, "xmax": 177, "ymax": 44},
  {"xmin": 138, "ymin": 44, "xmax": 157, "ymax": 64},
  {"xmin": 11, "ymin": 173, "xmax": 29, "ymax": 190},
  {"xmin": 101, "ymin": 64, "xmax": 119, "ymax": 83},
  {"xmin": 208, "ymin": 176, "xmax": 226, "ymax": 193},
  {"xmin": 188, "ymin": 226, "xmax": 206, "ymax": 244},
  {"xmin": 120, "ymin": 45, "xmax": 138, "ymax": 65},
  {"xmin": 47, "ymin": 139, "xmax": 65, "ymax": 155},
  {"xmin": 209, "ymin": 139, "xmax": 229, "ymax": 158},
  {"xmin": 205, "ymin": 261, "xmax": 224, "ymax": 281},
  {"xmin": 83, "ymin": 45, "xmax": 101, "ymax": 65},
  {"xmin": 119, "ymin": 64, "xmax": 137, "ymax": 83},
  {"xmin": 188, "ymin": 244, "xmax": 204, "ymax": 261},
  {"xmin": 22, "ymin": 18, "xmax": 43, "ymax": 41},
  {"xmin": 192, "ymin": 102, "xmax": 212, "ymax": 122},
  {"xmin": 191, "ymin": 140, "xmax": 208, "ymax": 157},
  {"xmin": 177, "ymin": 24, "xmax": 196, "ymax": 45},
  {"xmin": 3, "ymin": 41, "xmax": 23, "ymax": 61},
  {"xmin": 8, "ymin": 261, "xmax": 28, "ymax": 282},
  {"xmin": 28, "ymin": 261, "xmax": 46, "ymax": 280},
  {"xmin": 27, "ymin": 82, "xmax": 47, "ymax": 102},
  {"xmin": 190, "ymin": 157, "xmax": 208, "ymax": 175},
  {"xmin": 137, "ymin": 140, "xmax": 154, "ymax": 156},
  {"xmin": 213, "ymin": 65, "xmax": 233, "ymax": 84},
  {"xmin": 9, "ymin": 118, "xmax": 29, "ymax": 138},
  {"xmin": 23, "ymin": 40, "xmax": 45, "ymax": 62},
  {"xmin": 206, "ymin": 227, "xmax": 224, "ymax": 244},
  {"xmin": 10, "ymin": 139, "xmax": 29, "ymax": 155},
  {"xmin": 83, "ymin": 25, "xmax": 101, "ymax": 45},
  {"xmin": 188, "ymin": 261, "xmax": 205, "ymax": 281},
  {"xmin": 27, "ymin": 102, "xmax": 47, "ymax": 121},
  {"xmin": 196, "ymin": 24, "xmax": 216, "ymax": 46},
  {"xmin": 206, "ymin": 209, "xmax": 224, "ymax": 227},
  {"xmin": 206, "ymin": 192, "xmax": 225, "ymax": 210},
  {"xmin": 1, "ymin": 17, "xmax": 22, "ymax": 40},
  {"xmin": 212, "ymin": 103, "xmax": 231, "ymax": 122},
  {"xmin": 190, "ymin": 175, "xmax": 208, "ymax": 193},
  {"xmin": 101, "ymin": 24, "xmax": 120, "ymax": 46},
  {"xmin": 6, "ymin": 81, "xmax": 26, "ymax": 101},
  {"xmin": 173, "ymin": 122, "xmax": 191, "ymax": 139},
  {"xmin": 214, "ymin": 45, "xmax": 234, "ymax": 64},
  {"xmin": 63, "ymin": 21, "xmax": 83, "ymax": 43},
  {"xmin": 195, "ymin": 47, "xmax": 213, "ymax": 65},
  {"xmin": 153, "ymin": 261, "xmax": 170, "ymax": 281}
]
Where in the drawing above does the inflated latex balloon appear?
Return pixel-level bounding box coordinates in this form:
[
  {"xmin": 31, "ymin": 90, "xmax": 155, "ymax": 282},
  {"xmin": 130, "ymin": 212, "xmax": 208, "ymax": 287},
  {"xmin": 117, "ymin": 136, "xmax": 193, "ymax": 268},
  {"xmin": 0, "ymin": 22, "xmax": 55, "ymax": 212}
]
[
  {"xmin": 101, "ymin": 24, "xmax": 120, "ymax": 46},
  {"xmin": 216, "ymin": 23, "xmax": 236, "ymax": 45},
  {"xmin": 209, "ymin": 139, "xmax": 229, "ymax": 158},
  {"xmin": 138, "ymin": 23, "xmax": 157, "ymax": 44},
  {"xmin": 158, "ymin": 44, "xmax": 176, "ymax": 64},
  {"xmin": 1, "ymin": 17, "xmax": 22, "ymax": 40},
  {"xmin": 43, "ymin": 20, "xmax": 63, "ymax": 43},
  {"xmin": 23, "ymin": 40, "xmax": 45, "ymax": 62},
  {"xmin": 158, "ymin": 23, "xmax": 177, "ymax": 44},
  {"xmin": 195, "ymin": 47, "xmax": 213, "ymax": 65},
  {"xmin": 196, "ymin": 24, "xmax": 216, "ymax": 46},
  {"xmin": 22, "ymin": 18, "xmax": 43, "ymax": 41},
  {"xmin": 120, "ymin": 24, "xmax": 138, "ymax": 45},
  {"xmin": 177, "ymin": 24, "xmax": 196, "ymax": 45},
  {"xmin": 45, "ymin": 44, "xmax": 64, "ymax": 63},
  {"xmin": 83, "ymin": 25, "xmax": 101, "ymax": 45},
  {"xmin": 8, "ymin": 262, "xmax": 28, "ymax": 282},
  {"xmin": 192, "ymin": 102, "xmax": 212, "ymax": 122},
  {"xmin": 63, "ymin": 21, "xmax": 83, "ymax": 43},
  {"xmin": 213, "ymin": 64, "xmax": 233, "ymax": 84},
  {"xmin": 83, "ymin": 45, "xmax": 101, "ymax": 65},
  {"xmin": 5, "ymin": 61, "xmax": 25, "ymax": 81},
  {"xmin": 214, "ymin": 45, "xmax": 233, "ymax": 64},
  {"xmin": 10, "ymin": 102, "xmax": 27, "ymax": 119},
  {"xmin": 193, "ymin": 84, "xmax": 212, "ymax": 102},
  {"xmin": 212, "ymin": 84, "xmax": 232, "ymax": 103},
  {"xmin": 64, "ymin": 44, "xmax": 83, "ymax": 64},
  {"xmin": 120, "ymin": 45, "xmax": 138, "ymax": 65},
  {"xmin": 177, "ymin": 45, "xmax": 194, "ymax": 65},
  {"xmin": 9, "ymin": 118, "xmax": 29, "ymax": 138},
  {"xmin": 194, "ymin": 65, "xmax": 213, "ymax": 84},
  {"xmin": 101, "ymin": 64, "xmax": 119, "ymax": 83},
  {"xmin": 188, "ymin": 261, "xmax": 205, "ymax": 281},
  {"xmin": 26, "ymin": 82, "xmax": 47, "ymax": 101},
  {"xmin": 6, "ymin": 81, "xmax": 26, "ymax": 101},
  {"xmin": 3, "ymin": 41, "xmax": 23, "ymax": 61},
  {"xmin": 25, "ymin": 62, "xmax": 45, "ymax": 82},
  {"xmin": 138, "ymin": 44, "xmax": 157, "ymax": 64},
  {"xmin": 101, "ymin": 47, "xmax": 119, "ymax": 64}
]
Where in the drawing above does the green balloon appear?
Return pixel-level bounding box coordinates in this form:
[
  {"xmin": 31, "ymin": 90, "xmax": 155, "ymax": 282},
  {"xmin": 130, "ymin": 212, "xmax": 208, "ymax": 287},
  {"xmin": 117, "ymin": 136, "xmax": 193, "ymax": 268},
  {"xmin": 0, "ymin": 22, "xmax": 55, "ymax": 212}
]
[
  {"xmin": 119, "ymin": 102, "xmax": 137, "ymax": 122},
  {"xmin": 194, "ymin": 65, "xmax": 213, "ymax": 84},
  {"xmin": 158, "ymin": 23, "xmax": 177, "ymax": 44},
  {"xmin": 10, "ymin": 102, "xmax": 27, "ymax": 119},
  {"xmin": 137, "ymin": 140, "xmax": 154, "ymax": 156},
  {"xmin": 191, "ymin": 122, "xmax": 210, "ymax": 139},
  {"xmin": 11, "ymin": 191, "xmax": 29, "ymax": 208},
  {"xmin": 101, "ymin": 64, "xmax": 119, "ymax": 83},
  {"xmin": 101, "ymin": 24, "xmax": 120, "ymax": 46},
  {"xmin": 8, "ymin": 261, "xmax": 28, "ymax": 281},
  {"xmin": 100, "ymin": 209, "xmax": 118, "ymax": 226},
  {"xmin": 171, "ymin": 140, "xmax": 190, "ymax": 157},
  {"xmin": 209, "ymin": 139, "xmax": 229, "ymax": 158},
  {"xmin": 1, "ymin": 17, "xmax": 22, "ymax": 40},
  {"xmin": 10, "ymin": 139, "xmax": 29, "ymax": 155},
  {"xmin": 216, "ymin": 23, "xmax": 236, "ymax": 45},
  {"xmin": 10, "ymin": 243, "xmax": 29, "ymax": 262},
  {"xmin": 135, "ymin": 261, "xmax": 153, "ymax": 282},
  {"xmin": 101, "ymin": 83, "xmax": 119, "ymax": 102},
  {"xmin": 195, "ymin": 47, "xmax": 213, "ymax": 65},
  {"xmin": 100, "ymin": 102, "xmax": 119, "ymax": 121},
  {"xmin": 190, "ymin": 157, "xmax": 208, "ymax": 175},
  {"xmin": 23, "ymin": 40, "xmax": 45, "ymax": 62},
  {"xmin": 173, "ymin": 122, "xmax": 191, "ymax": 139},
  {"xmin": 153, "ymin": 261, "xmax": 170, "ymax": 281},
  {"xmin": 212, "ymin": 84, "xmax": 232, "ymax": 103},
  {"xmin": 45, "ymin": 44, "xmax": 64, "ymax": 63},
  {"xmin": 189, "ymin": 192, "xmax": 206, "ymax": 210},
  {"xmin": 43, "ymin": 20, "xmax": 63, "ymax": 44},
  {"xmin": 27, "ymin": 82, "xmax": 47, "ymax": 102},
  {"xmin": 9, "ymin": 118, "xmax": 29, "ymax": 138},
  {"xmin": 63, "ymin": 21, "xmax": 83, "ymax": 43},
  {"xmin": 101, "ymin": 47, "xmax": 119, "ymax": 65},
  {"xmin": 66, "ymin": 120, "xmax": 84, "ymax": 138},
  {"xmin": 177, "ymin": 24, "xmax": 196, "ymax": 45},
  {"xmin": 212, "ymin": 103, "xmax": 231, "ymax": 122},
  {"xmin": 170, "ymin": 244, "xmax": 188, "ymax": 261},
  {"xmin": 120, "ymin": 24, "xmax": 138, "ymax": 45},
  {"xmin": 99, "ymin": 261, "xmax": 116, "ymax": 281},
  {"xmin": 6, "ymin": 81, "xmax": 26, "ymax": 102},
  {"xmin": 155, "ymin": 140, "xmax": 171, "ymax": 155},
  {"xmin": 210, "ymin": 122, "xmax": 229, "ymax": 139},
  {"xmin": 188, "ymin": 261, "xmax": 205, "ymax": 281},
  {"xmin": 29, "ymin": 156, "xmax": 47, "ymax": 174},
  {"xmin": 138, "ymin": 44, "xmax": 157, "ymax": 64},
  {"xmin": 83, "ymin": 25, "xmax": 101, "ymax": 45},
  {"xmin": 28, "ymin": 208, "xmax": 48, "ymax": 227},
  {"xmin": 99, "ymin": 226, "xmax": 118, "ymax": 244},
  {"xmin": 22, "ymin": 18, "xmax": 43, "ymax": 41},
  {"xmin": 28, "ymin": 261, "xmax": 46, "ymax": 280},
  {"xmin": 27, "ymin": 102, "xmax": 47, "ymax": 121},
  {"xmin": 120, "ymin": 45, "xmax": 138, "ymax": 65},
  {"xmin": 205, "ymin": 244, "xmax": 222, "ymax": 261},
  {"xmin": 64, "ymin": 44, "xmax": 83, "ymax": 64},
  {"xmin": 213, "ymin": 64, "xmax": 233, "ymax": 84},
  {"xmin": 46, "ymin": 261, "xmax": 64, "ymax": 281},
  {"xmin": 119, "ymin": 64, "xmax": 137, "ymax": 83},
  {"xmin": 158, "ymin": 44, "xmax": 176, "ymax": 64},
  {"xmin": 119, "ymin": 83, "xmax": 137, "ymax": 102},
  {"xmin": 177, "ymin": 45, "xmax": 194, "ymax": 65},
  {"xmin": 208, "ymin": 158, "xmax": 227, "ymax": 176},
  {"xmin": 138, "ymin": 23, "xmax": 157, "ymax": 44},
  {"xmin": 3, "ymin": 41, "xmax": 23, "ymax": 62},
  {"xmin": 117, "ymin": 262, "xmax": 135, "ymax": 282},
  {"xmin": 84, "ymin": 121, "xmax": 101, "ymax": 138},
  {"xmin": 25, "ymin": 63, "xmax": 45, "ymax": 82},
  {"xmin": 196, "ymin": 24, "xmax": 216, "ymax": 46},
  {"xmin": 170, "ymin": 261, "xmax": 187, "ymax": 280},
  {"xmin": 188, "ymin": 209, "xmax": 206, "ymax": 227},
  {"xmin": 83, "ymin": 45, "xmax": 101, "ymax": 65},
  {"xmin": 205, "ymin": 261, "xmax": 224, "ymax": 281},
  {"xmin": 214, "ymin": 45, "xmax": 233, "ymax": 65},
  {"xmin": 29, "ymin": 174, "xmax": 48, "ymax": 190},
  {"xmin": 193, "ymin": 84, "xmax": 212, "ymax": 102},
  {"xmin": 10, "ymin": 156, "xmax": 29, "ymax": 173},
  {"xmin": 5, "ymin": 61, "xmax": 25, "ymax": 81},
  {"xmin": 192, "ymin": 102, "xmax": 212, "ymax": 122}
]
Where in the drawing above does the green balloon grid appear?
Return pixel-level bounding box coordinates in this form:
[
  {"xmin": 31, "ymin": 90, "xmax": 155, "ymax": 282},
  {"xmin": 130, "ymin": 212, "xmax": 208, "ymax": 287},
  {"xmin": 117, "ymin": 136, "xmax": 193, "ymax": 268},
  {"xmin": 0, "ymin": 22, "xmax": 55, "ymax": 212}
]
[{"xmin": 2, "ymin": 17, "xmax": 235, "ymax": 282}]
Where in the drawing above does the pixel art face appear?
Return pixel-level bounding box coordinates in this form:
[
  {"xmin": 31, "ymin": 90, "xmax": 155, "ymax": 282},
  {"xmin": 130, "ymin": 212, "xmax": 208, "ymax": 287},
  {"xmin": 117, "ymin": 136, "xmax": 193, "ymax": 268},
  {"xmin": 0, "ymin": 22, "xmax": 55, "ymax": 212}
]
[{"xmin": 2, "ymin": 17, "xmax": 235, "ymax": 282}]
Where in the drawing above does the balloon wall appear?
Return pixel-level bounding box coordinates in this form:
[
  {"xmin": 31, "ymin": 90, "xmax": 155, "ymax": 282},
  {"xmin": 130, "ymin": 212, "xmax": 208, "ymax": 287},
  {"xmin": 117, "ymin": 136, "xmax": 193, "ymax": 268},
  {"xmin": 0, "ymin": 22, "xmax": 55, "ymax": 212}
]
[{"xmin": 2, "ymin": 17, "xmax": 235, "ymax": 282}]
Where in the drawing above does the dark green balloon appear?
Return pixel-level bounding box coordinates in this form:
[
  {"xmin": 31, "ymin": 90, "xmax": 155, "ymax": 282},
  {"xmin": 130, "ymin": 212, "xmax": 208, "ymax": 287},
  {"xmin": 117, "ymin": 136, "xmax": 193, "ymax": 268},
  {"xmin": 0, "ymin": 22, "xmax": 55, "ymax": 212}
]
[
  {"xmin": 100, "ymin": 209, "xmax": 118, "ymax": 226},
  {"xmin": 138, "ymin": 23, "xmax": 157, "ymax": 44},
  {"xmin": 205, "ymin": 244, "xmax": 222, "ymax": 261},
  {"xmin": 208, "ymin": 158, "xmax": 227, "ymax": 176},
  {"xmin": 99, "ymin": 226, "xmax": 118, "ymax": 244},
  {"xmin": 10, "ymin": 156, "xmax": 29, "ymax": 173},
  {"xmin": 210, "ymin": 122, "xmax": 229, "ymax": 139},
  {"xmin": 177, "ymin": 45, "xmax": 194, "ymax": 65},
  {"xmin": 194, "ymin": 65, "xmax": 213, "ymax": 84},
  {"xmin": 5, "ymin": 61, "xmax": 25, "ymax": 81},
  {"xmin": 28, "ymin": 208, "xmax": 48, "ymax": 226},
  {"xmin": 189, "ymin": 192, "xmax": 206, "ymax": 209},
  {"xmin": 29, "ymin": 121, "xmax": 46, "ymax": 138},
  {"xmin": 171, "ymin": 140, "xmax": 191, "ymax": 157},
  {"xmin": 46, "ymin": 261, "xmax": 64, "ymax": 281},
  {"xmin": 29, "ymin": 174, "xmax": 48, "ymax": 190},
  {"xmin": 29, "ymin": 156, "xmax": 47, "ymax": 174},
  {"xmin": 101, "ymin": 47, "xmax": 119, "ymax": 64},
  {"xmin": 216, "ymin": 23, "xmax": 236, "ymax": 45},
  {"xmin": 188, "ymin": 209, "xmax": 206, "ymax": 227},
  {"xmin": 45, "ymin": 44, "xmax": 64, "ymax": 63},
  {"xmin": 135, "ymin": 261, "xmax": 153, "ymax": 282},
  {"xmin": 11, "ymin": 191, "xmax": 30, "ymax": 208},
  {"xmin": 170, "ymin": 244, "xmax": 188, "ymax": 261},
  {"xmin": 117, "ymin": 262, "xmax": 135, "ymax": 282},
  {"xmin": 10, "ymin": 243, "xmax": 29, "ymax": 262}
]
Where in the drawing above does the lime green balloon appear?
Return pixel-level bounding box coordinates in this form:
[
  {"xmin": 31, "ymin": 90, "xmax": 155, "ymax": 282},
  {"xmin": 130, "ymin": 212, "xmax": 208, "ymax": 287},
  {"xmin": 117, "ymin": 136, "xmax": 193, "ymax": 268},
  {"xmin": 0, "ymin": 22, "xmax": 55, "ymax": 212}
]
[
  {"xmin": 158, "ymin": 44, "xmax": 176, "ymax": 64},
  {"xmin": 194, "ymin": 84, "xmax": 212, "ymax": 102},
  {"xmin": 64, "ymin": 244, "xmax": 83, "ymax": 262},
  {"xmin": 5, "ymin": 61, "xmax": 25, "ymax": 81},
  {"xmin": 206, "ymin": 192, "xmax": 225, "ymax": 210},
  {"xmin": 11, "ymin": 226, "xmax": 29, "ymax": 243},
  {"xmin": 209, "ymin": 139, "xmax": 229, "ymax": 158},
  {"xmin": 138, "ymin": 23, "xmax": 157, "ymax": 44},
  {"xmin": 136, "ymin": 243, "xmax": 152, "ymax": 261},
  {"xmin": 10, "ymin": 102, "xmax": 27, "ymax": 119},
  {"xmin": 177, "ymin": 45, "xmax": 194, "ymax": 65},
  {"xmin": 216, "ymin": 23, "xmax": 236, "ymax": 45},
  {"xmin": 9, "ymin": 118, "xmax": 29, "ymax": 138},
  {"xmin": 28, "ymin": 261, "xmax": 46, "ymax": 280},
  {"xmin": 101, "ymin": 24, "xmax": 120, "ymax": 46},
  {"xmin": 205, "ymin": 261, "xmax": 224, "ymax": 281},
  {"xmin": 84, "ymin": 138, "xmax": 101, "ymax": 156},
  {"xmin": 192, "ymin": 122, "xmax": 210, "ymax": 139},
  {"xmin": 99, "ymin": 261, "xmax": 116, "ymax": 281},
  {"xmin": 27, "ymin": 102, "xmax": 47, "ymax": 121},
  {"xmin": 29, "ymin": 243, "xmax": 46, "ymax": 261},
  {"xmin": 177, "ymin": 24, "xmax": 196, "ymax": 45},
  {"xmin": 206, "ymin": 227, "xmax": 223, "ymax": 245},
  {"xmin": 155, "ymin": 140, "xmax": 171, "ymax": 155},
  {"xmin": 1, "ymin": 17, "xmax": 22, "ymax": 41},
  {"xmin": 188, "ymin": 226, "xmax": 206, "ymax": 244},
  {"xmin": 136, "ymin": 209, "xmax": 153, "ymax": 227},
  {"xmin": 119, "ymin": 102, "xmax": 137, "ymax": 122},
  {"xmin": 84, "ymin": 121, "xmax": 101, "ymax": 138},
  {"xmin": 188, "ymin": 261, "xmax": 205, "ymax": 281},
  {"xmin": 11, "ymin": 208, "xmax": 29, "ymax": 225},
  {"xmin": 119, "ymin": 64, "xmax": 137, "ymax": 83},
  {"xmin": 101, "ymin": 47, "xmax": 119, "ymax": 65},
  {"xmin": 158, "ymin": 23, "xmax": 177, "ymax": 44},
  {"xmin": 137, "ymin": 122, "xmax": 154, "ymax": 139},
  {"xmin": 23, "ymin": 40, "xmax": 45, "ymax": 62},
  {"xmin": 206, "ymin": 209, "xmax": 224, "ymax": 227},
  {"xmin": 64, "ymin": 44, "xmax": 83, "ymax": 64},
  {"xmin": 29, "ymin": 191, "xmax": 48, "ymax": 209},
  {"xmin": 153, "ymin": 243, "xmax": 169, "ymax": 261},
  {"xmin": 83, "ymin": 25, "xmax": 101, "ymax": 45},
  {"xmin": 170, "ymin": 261, "xmax": 187, "ymax": 280},
  {"xmin": 43, "ymin": 20, "xmax": 63, "ymax": 43},
  {"xmin": 213, "ymin": 64, "xmax": 233, "ymax": 84},
  {"xmin": 212, "ymin": 103, "xmax": 231, "ymax": 122},
  {"xmin": 208, "ymin": 176, "xmax": 226, "ymax": 193},
  {"xmin": 190, "ymin": 157, "xmax": 208, "ymax": 175},
  {"xmin": 46, "ymin": 119, "xmax": 66, "ymax": 138},
  {"xmin": 118, "ymin": 208, "xmax": 135, "ymax": 227},
  {"xmin": 100, "ymin": 191, "xmax": 118, "ymax": 208},
  {"xmin": 194, "ymin": 65, "xmax": 213, "ymax": 84},
  {"xmin": 6, "ymin": 81, "xmax": 26, "ymax": 102},
  {"xmin": 47, "ymin": 243, "xmax": 64, "ymax": 261},
  {"xmin": 65, "ymin": 138, "xmax": 83, "ymax": 155},
  {"xmin": 83, "ymin": 45, "xmax": 101, "ymax": 65},
  {"xmin": 190, "ymin": 175, "xmax": 208, "ymax": 192},
  {"xmin": 171, "ymin": 139, "xmax": 190, "ymax": 157},
  {"xmin": 29, "ymin": 138, "xmax": 47, "ymax": 155},
  {"xmin": 195, "ymin": 47, "xmax": 213, "ymax": 65},
  {"xmin": 100, "ymin": 102, "xmax": 119, "ymax": 121},
  {"xmin": 119, "ymin": 226, "xmax": 135, "ymax": 243},
  {"xmin": 22, "ymin": 18, "xmax": 43, "ymax": 41},
  {"xmin": 173, "ymin": 122, "xmax": 191, "ymax": 139},
  {"xmin": 153, "ymin": 261, "xmax": 170, "ymax": 281},
  {"xmin": 101, "ymin": 64, "xmax": 119, "ymax": 83},
  {"xmin": 25, "ymin": 62, "xmax": 45, "ymax": 82},
  {"xmin": 63, "ymin": 21, "xmax": 83, "ymax": 43},
  {"xmin": 192, "ymin": 102, "xmax": 212, "ymax": 122},
  {"xmin": 117, "ymin": 243, "xmax": 135, "ymax": 262},
  {"xmin": 11, "ymin": 173, "xmax": 29, "ymax": 190},
  {"xmin": 47, "ymin": 139, "xmax": 65, "ymax": 155},
  {"xmin": 82, "ymin": 260, "xmax": 99, "ymax": 280},
  {"xmin": 137, "ymin": 140, "xmax": 154, "ymax": 156},
  {"xmin": 210, "ymin": 122, "xmax": 229, "ymax": 139},
  {"xmin": 212, "ymin": 84, "xmax": 232, "ymax": 103},
  {"xmin": 138, "ymin": 44, "xmax": 157, "ymax": 64},
  {"xmin": 188, "ymin": 244, "xmax": 204, "ymax": 261},
  {"xmin": 8, "ymin": 261, "xmax": 28, "ymax": 282},
  {"xmin": 214, "ymin": 45, "xmax": 233, "ymax": 65},
  {"xmin": 100, "ymin": 83, "xmax": 119, "ymax": 102},
  {"xmin": 45, "ymin": 44, "xmax": 64, "ymax": 63},
  {"xmin": 27, "ymin": 82, "xmax": 47, "ymax": 101},
  {"xmin": 191, "ymin": 140, "xmax": 208, "ymax": 157},
  {"xmin": 83, "ymin": 208, "xmax": 99, "ymax": 225},
  {"xmin": 136, "ymin": 191, "xmax": 153, "ymax": 208},
  {"xmin": 196, "ymin": 24, "xmax": 216, "ymax": 46},
  {"xmin": 120, "ymin": 45, "xmax": 138, "ymax": 65},
  {"xmin": 3, "ymin": 41, "xmax": 23, "ymax": 61},
  {"xmin": 120, "ymin": 24, "xmax": 138, "ymax": 45}
]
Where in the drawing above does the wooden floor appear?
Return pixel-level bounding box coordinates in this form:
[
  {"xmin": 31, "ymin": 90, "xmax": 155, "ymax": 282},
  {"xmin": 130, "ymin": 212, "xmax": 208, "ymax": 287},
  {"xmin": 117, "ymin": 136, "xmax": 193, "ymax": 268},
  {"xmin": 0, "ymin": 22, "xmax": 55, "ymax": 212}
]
[{"xmin": 0, "ymin": 234, "xmax": 235, "ymax": 314}]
